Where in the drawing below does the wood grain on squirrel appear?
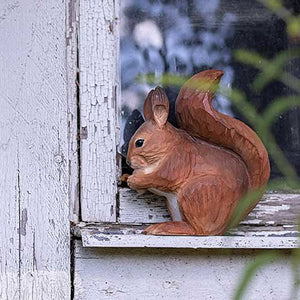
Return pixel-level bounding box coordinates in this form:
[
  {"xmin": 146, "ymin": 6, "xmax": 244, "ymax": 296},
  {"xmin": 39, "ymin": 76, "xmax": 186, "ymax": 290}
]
[{"xmin": 126, "ymin": 70, "xmax": 270, "ymax": 235}]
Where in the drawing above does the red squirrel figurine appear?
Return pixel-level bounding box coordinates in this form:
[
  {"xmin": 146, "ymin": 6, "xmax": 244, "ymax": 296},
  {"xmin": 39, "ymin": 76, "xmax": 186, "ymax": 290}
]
[{"xmin": 127, "ymin": 70, "xmax": 270, "ymax": 235}]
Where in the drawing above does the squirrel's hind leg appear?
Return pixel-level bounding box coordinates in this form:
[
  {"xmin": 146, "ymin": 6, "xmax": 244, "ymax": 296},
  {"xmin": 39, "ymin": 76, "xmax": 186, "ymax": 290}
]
[
  {"xmin": 179, "ymin": 176, "xmax": 239, "ymax": 235},
  {"xmin": 143, "ymin": 221, "xmax": 195, "ymax": 235},
  {"xmin": 143, "ymin": 176, "xmax": 242, "ymax": 236}
]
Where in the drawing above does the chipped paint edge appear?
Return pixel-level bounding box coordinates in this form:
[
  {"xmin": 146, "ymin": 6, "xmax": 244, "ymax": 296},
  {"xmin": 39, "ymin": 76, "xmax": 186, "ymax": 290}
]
[{"xmin": 81, "ymin": 230, "xmax": 299, "ymax": 249}]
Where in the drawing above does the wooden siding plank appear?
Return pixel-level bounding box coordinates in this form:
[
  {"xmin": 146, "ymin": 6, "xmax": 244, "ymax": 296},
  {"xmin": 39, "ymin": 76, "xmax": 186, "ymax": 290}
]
[
  {"xmin": 0, "ymin": 101, "xmax": 19, "ymax": 299},
  {"xmin": 119, "ymin": 188, "xmax": 300, "ymax": 226},
  {"xmin": 79, "ymin": 0, "xmax": 120, "ymax": 222},
  {"xmin": 73, "ymin": 240, "xmax": 297, "ymax": 299},
  {"xmin": 0, "ymin": 1, "xmax": 70, "ymax": 298}
]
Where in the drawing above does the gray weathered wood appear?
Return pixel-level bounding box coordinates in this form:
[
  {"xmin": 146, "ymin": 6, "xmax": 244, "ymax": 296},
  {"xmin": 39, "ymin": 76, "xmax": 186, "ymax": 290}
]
[
  {"xmin": 82, "ymin": 232, "xmax": 298, "ymax": 249},
  {"xmin": 74, "ymin": 240, "xmax": 298, "ymax": 299},
  {"xmin": 74, "ymin": 189, "xmax": 300, "ymax": 249},
  {"xmin": 0, "ymin": 1, "xmax": 70, "ymax": 299},
  {"xmin": 77, "ymin": 224, "xmax": 298, "ymax": 249},
  {"xmin": 79, "ymin": 0, "xmax": 120, "ymax": 222},
  {"xmin": 120, "ymin": 188, "xmax": 300, "ymax": 226},
  {"xmin": 67, "ymin": 0, "xmax": 80, "ymax": 223},
  {"xmin": 73, "ymin": 223, "xmax": 299, "ymax": 237}
]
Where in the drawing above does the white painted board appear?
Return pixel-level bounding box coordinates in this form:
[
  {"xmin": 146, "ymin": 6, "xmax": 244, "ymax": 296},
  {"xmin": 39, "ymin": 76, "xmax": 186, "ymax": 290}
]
[
  {"xmin": 79, "ymin": 0, "xmax": 120, "ymax": 222},
  {"xmin": 0, "ymin": 1, "xmax": 70, "ymax": 299},
  {"xmin": 74, "ymin": 240, "xmax": 298, "ymax": 300}
]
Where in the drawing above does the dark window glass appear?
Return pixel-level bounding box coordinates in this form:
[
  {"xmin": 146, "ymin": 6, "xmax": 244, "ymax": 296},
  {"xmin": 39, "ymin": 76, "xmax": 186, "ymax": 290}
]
[{"xmin": 120, "ymin": 0, "xmax": 300, "ymax": 179}]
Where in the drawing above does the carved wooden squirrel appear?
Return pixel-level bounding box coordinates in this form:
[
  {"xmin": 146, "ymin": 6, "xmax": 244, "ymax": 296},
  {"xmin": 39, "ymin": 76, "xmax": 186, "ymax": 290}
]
[{"xmin": 127, "ymin": 70, "xmax": 270, "ymax": 235}]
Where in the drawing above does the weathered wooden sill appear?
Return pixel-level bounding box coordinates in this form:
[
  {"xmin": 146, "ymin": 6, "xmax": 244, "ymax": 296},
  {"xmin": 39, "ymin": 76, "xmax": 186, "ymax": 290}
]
[
  {"xmin": 73, "ymin": 223, "xmax": 299, "ymax": 249},
  {"xmin": 74, "ymin": 190, "xmax": 300, "ymax": 249}
]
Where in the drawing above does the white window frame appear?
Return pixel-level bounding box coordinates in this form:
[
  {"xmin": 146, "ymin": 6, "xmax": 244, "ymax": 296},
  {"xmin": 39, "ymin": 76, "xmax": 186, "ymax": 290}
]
[{"xmin": 68, "ymin": 0, "xmax": 300, "ymax": 248}]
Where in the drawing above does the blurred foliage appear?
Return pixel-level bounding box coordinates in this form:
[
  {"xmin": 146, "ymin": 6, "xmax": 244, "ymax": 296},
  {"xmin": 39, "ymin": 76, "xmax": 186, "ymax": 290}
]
[
  {"xmin": 138, "ymin": 0, "xmax": 300, "ymax": 299},
  {"xmin": 141, "ymin": 72, "xmax": 300, "ymax": 190},
  {"xmin": 223, "ymin": 1, "xmax": 299, "ymax": 298},
  {"xmin": 233, "ymin": 251, "xmax": 279, "ymax": 300}
]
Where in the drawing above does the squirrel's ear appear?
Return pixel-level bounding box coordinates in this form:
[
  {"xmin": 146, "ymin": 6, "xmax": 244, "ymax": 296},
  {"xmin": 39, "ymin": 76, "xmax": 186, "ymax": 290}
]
[
  {"xmin": 143, "ymin": 90, "xmax": 154, "ymax": 121},
  {"xmin": 143, "ymin": 87, "xmax": 169, "ymax": 128}
]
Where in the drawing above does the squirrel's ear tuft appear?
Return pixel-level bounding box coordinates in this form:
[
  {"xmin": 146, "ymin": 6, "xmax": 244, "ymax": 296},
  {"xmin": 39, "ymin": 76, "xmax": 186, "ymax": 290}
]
[{"xmin": 143, "ymin": 87, "xmax": 169, "ymax": 127}]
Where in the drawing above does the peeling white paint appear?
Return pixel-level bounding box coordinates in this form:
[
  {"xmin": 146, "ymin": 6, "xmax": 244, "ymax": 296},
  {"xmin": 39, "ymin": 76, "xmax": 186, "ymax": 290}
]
[
  {"xmin": 81, "ymin": 229, "xmax": 299, "ymax": 249},
  {"xmin": 79, "ymin": 0, "xmax": 120, "ymax": 222}
]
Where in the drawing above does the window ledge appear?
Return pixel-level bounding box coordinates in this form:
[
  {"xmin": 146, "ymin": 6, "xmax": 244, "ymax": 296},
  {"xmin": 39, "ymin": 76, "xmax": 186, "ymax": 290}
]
[{"xmin": 73, "ymin": 223, "xmax": 299, "ymax": 249}]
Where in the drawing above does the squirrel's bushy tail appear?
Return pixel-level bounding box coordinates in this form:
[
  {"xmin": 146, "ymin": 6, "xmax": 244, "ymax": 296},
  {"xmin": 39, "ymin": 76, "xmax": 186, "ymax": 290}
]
[{"xmin": 175, "ymin": 70, "xmax": 270, "ymax": 192}]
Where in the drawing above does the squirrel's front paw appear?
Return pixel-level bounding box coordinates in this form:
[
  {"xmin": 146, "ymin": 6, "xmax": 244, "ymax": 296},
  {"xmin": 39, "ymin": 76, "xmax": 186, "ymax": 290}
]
[
  {"xmin": 127, "ymin": 175, "xmax": 143, "ymax": 191},
  {"xmin": 127, "ymin": 175, "xmax": 136, "ymax": 189}
]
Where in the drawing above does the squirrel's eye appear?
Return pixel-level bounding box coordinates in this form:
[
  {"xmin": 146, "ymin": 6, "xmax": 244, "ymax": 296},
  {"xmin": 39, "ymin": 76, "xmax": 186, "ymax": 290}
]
[{"xmin": 135, "ymin": 139, "xmax": 144, "ymax": 148}]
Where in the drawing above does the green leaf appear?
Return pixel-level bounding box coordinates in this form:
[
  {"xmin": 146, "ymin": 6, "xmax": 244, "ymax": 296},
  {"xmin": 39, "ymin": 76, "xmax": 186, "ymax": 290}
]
[
  {"xmin": 252, "ymin": 68, "xmax": 277, "ymax": 92},
  {"xmin": 252, "ymin": 49, "xmax": 300, "ymax": 91},
  {"xmin": 136, "ymin": 73, "xmax": 187, "ymax": 88},
  {"xmin": 262, "ymin": 96, "xmax": 300, "ymax": 128},
  {"xmin": 234, "ymin": 50, "xmax": 267, "ymax": 69},
  {"xmin": 290, "ymin": 248, "xmax": 300, "ymax": 299},
  {"xmin": 234, "ymin": 251, "xmax": 279, "ymax": 300},
  {"xmin": 287, "ymin": 17, "xmax": 300, "ymax": 38},
  {"xmin": 259, "ymin": 0, "xmax": 283, "ymax": 11},
  {"xmin": 267, "ymin": 178, "xmax": 300, "ymax": 191},
  {"xmin": 221, "ymin": 87, "xmax": 259, "ymax": 125},
  {"xmin": 258, "ymin": 0, "xmax": 291, "ymax": 21},
  {"xmin": 227, "ymin": 189, "xmax": 265, "ymax": 230}
]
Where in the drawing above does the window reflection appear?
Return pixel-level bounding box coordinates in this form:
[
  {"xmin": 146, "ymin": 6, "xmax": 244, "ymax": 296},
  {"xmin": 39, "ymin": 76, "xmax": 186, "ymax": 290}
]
[{"xmin": 120, "ymin": 0, "xmax": 300, "ymax": 179}]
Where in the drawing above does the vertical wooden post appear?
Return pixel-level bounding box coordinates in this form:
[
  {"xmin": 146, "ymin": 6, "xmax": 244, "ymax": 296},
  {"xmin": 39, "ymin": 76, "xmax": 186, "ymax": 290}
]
[
  {"xmin": 79, "ymin": 0, "xmax": 120, "ymax": 222},
  {"xmin": 0, "ymin": 1, "xmax": 70, "ymax": 298}
]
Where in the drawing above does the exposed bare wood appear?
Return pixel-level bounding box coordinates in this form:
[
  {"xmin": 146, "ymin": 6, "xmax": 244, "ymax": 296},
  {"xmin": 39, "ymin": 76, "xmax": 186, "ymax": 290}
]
[
  {"xmin": 0, "ymin": 1, "xmax": 70, "ymax": 298},
  {"xmin": 120, "ymin": 188, "xmax": 300, "ymax": 226},
  {"xmin": 79, "ymin": 0, "xmax": 120, "ymax": 222},
  {"xmin": 120, "ymin": 188, "xmax": 170, "ymax": 224}
]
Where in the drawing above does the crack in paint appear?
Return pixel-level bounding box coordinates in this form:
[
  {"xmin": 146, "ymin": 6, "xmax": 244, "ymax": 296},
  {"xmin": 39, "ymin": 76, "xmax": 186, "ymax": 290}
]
[
  {"xmin": 17, "ymin": 144, "xmax": 21, "ymax": 300},
  {"xmin": 17, "ymin": 209, "xmax": 27, "ymax": 236}
]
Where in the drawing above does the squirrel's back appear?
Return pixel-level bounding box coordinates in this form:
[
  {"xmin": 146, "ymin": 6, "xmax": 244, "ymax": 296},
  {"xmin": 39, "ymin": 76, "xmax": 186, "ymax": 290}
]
[{"xmin": 175, "ymin": 70, "xmax": 270, "ymax": 193}]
